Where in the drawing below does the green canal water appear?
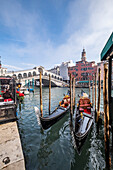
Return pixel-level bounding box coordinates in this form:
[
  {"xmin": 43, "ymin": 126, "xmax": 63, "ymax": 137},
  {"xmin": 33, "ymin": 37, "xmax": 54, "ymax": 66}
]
[{"xmin": 17, "ymin": 87, "xmax": 112, "ymax": 170}]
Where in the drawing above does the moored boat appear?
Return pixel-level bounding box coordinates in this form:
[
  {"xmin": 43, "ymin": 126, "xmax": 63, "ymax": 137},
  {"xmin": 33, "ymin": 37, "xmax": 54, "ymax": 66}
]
[
  {"xmin": 20, "ymin": 87, "xmax": 29, "ymax": 95},
  {"xmin": 73, "ymin": 91, "xmax": 94, "ymax": 153},
  {"xmin": 35, "ymin": 94, "xmax": 70, "ymax": 130}
]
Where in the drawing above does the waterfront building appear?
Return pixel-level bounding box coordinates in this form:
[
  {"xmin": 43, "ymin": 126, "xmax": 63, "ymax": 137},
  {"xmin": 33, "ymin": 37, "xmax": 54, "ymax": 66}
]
[
  {"xmin": 68, "ymin": 49, "xmax": 97, "ymax": 86},
  {"xmin": 59, "ymin": 60, "xmax": 75, "ymax": 82},
  {"xmin": 48, "ymin": 65, "xmax": 60, "ymax": 75},
  {"xmin": 0, "ymin": 57, "xmax": 7, "ymax": 76}
]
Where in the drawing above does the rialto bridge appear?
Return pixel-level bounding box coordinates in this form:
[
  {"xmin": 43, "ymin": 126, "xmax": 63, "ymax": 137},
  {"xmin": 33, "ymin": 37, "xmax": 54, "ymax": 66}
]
[{"xmin": 5, "ymin": 66, "xmax": 69, "ymax": 87}]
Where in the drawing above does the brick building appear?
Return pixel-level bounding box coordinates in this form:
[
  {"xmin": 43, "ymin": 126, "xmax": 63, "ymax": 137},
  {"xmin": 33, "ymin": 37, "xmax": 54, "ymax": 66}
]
[{"xmin": 68, "ymin": 49, "xmax": 97, "ymax": 86}]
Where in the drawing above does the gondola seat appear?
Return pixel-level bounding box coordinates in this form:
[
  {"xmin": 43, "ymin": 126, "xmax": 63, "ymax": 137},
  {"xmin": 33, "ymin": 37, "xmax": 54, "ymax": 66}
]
[
  {"xmin": 79, "ymin": 107, "xmax": 84, "ymax": 112},
  {"xmin": 79, "ymin": 98, "xmax": 91, "ymax": 109}
]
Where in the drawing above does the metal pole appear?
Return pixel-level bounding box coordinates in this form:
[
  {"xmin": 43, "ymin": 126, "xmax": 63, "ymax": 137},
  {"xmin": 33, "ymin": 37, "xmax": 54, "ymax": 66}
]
[
  {"xmin": 32, "ymin": 78, "xmax": 34, "ymax": 90},
  {"xmin": 40, "ymin": 72, "xmax": 43, "ymax": 117},
  {"xmin": 49, "ymin": 74, "xmax": 51, "ymax": 115}
]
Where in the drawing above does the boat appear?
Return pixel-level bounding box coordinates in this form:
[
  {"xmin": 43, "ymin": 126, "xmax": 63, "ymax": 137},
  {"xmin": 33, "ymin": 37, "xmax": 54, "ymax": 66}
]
[
  {"xmin": 35, "ymin": 94, "xmax": 70, "ymax": 130},
  {"xmin": 73, "ymin": 90, "xmax": 94, "ymax": 153},
  {"xmin": 20, "ymin": 87, "xmax": 29, "ymax": 95},
  {"xmin": 0, "ymin": 77, "xmax": 17, "ymax": 124}
]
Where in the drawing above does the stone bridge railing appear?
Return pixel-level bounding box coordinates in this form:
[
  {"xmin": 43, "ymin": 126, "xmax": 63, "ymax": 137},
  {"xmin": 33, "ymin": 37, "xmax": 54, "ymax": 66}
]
[{"xmin": 16, "ymin": 75, "xmax": 69, "ymax": 87}]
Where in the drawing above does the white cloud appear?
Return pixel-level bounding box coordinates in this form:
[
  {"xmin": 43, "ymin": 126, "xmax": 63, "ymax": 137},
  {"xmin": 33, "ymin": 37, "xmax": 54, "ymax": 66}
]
[{"xmin": 3, "ymin": 64, "xmax": 23, "ymax": 70}]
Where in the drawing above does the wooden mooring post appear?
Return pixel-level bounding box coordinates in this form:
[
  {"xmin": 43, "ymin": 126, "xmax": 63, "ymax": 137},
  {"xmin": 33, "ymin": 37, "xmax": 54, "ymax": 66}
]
[
  {"xmin": 103, "ymin": 63, "xmax": 111, "ymax": 168},
  {"xmin": 95, "ymin": 73, "xmax": 97, "ymax": 121},
  {"xmin": 97, "ymin": 68, "xmax": 101, "ymax": 132},
  {"xmin": 92, "ymin": 75, "xmax": 94, "ymax": 106},
  {"xmin": 70, "ymin": 74, "xmax": 73, "ymax": 123},
  {"xmin": 72, "ymin": 77, "xmax": 75, "ymax": 107},
  {"xmin": 89, "ymin": 78, "xmax": 90, "ymax": 99},
  {"xmin": 49, "ymin": 74, "xmax": 51, "ymax": 115},
  {"xmin": 40, "ymin": 72, "xmax": 43, "ymax": 117}
]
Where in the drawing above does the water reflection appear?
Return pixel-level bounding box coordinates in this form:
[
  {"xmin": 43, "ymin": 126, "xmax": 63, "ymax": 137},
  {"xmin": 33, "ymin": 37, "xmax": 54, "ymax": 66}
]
[
  {"xmin": 37, "ymin": 113, "xmax": 69, "ymax": 169},
  {"xmin": 17, "ymin": 87, "xmax": 111, "ymax": 170}
]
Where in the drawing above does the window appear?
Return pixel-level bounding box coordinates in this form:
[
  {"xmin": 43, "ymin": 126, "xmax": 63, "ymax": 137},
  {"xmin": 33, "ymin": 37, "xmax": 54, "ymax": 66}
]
[
  {"xmin": 23, "ymin": 73, "xmax": 27, "ymax": 78},
  {"xmin": 33, "ymin": 71, "xmax": 36, "ymax": 76},
  {"xmin": 28, "ymin": 72, "xmax": 32, "ymax": 77}
]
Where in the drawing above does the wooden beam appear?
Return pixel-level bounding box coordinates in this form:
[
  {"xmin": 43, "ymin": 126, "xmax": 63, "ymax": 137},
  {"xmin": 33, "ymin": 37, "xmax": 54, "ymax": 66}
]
[
  {"xmin": 103, "ymin": 63, "xmax": 111, "ymax": 168},
  {"xmin": 49, "ymin": 74, "xmax": 51, "ymax": 115},
  {"xmin": 89, "ymin": 78, "xmax": 90, "ymax": 99},
  {"xmin": 92, "ymin": 75, "xmax": 94, "ymax": 106},
  {"xmin": 70, "ymin": 74, "xmax": 73, "ymax": 122},
  {"xmin": 97, "ymin": 68, "xmax": 101, "ymax": 130},
  {"xmin": 95, "ymin": 73, "xmax": 97, "ymax": 121},
  {"xmin": 73, "ymin": 77, "xmax": 75, "ymax": 107},
  {"xmin": 40, "ymin": 72, "xmax": 43, "ymax": 117}
]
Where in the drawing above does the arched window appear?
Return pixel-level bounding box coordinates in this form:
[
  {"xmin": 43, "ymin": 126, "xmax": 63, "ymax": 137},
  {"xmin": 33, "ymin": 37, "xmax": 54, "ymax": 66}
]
[
  {"xmin": 23, "ymin": 73, "xmax": 27, "ymax": 78},
  {"xmin": 28, "ymin": 72, "xmax": 32, "ymax": 77},
  {"xmin": 13, "ymin": 74, "xmax": 17, "ymax": 80},
  {"xmin": 33, "ymin": 71, "xmax": 36, "ymax": 76},
  {"xmin": 45, "ymin": 72, "xmax": 47, "ymax": 76},
  {"xmin": 18, "ymin": 73, "xmax": 22, "ymax": 79}
]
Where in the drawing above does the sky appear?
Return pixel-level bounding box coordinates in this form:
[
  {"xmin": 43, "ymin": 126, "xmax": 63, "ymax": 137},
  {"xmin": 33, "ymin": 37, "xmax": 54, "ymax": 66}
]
[{"xmin": 0, "ymin": 0, "xmax": 113, "ymax": 71}]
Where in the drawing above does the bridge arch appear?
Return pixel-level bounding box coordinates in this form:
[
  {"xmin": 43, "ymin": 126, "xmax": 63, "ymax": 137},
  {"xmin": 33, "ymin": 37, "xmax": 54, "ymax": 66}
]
[
  {"xmin": 45, "ymin": 72, "xmax": 47, "ymax": 76},
  {"xmin": 23, "ymin": 73, "xmax": 27, "ymax": 78},
  {"xmin": 18, "ymin": 73, "xmax": 22, "ymax": 79},
  {"xmin": 33, "ymin": 71, "xmax": 36, "ymax": 76},
  {"xmin": 28, "ymin": 72, "xmax": 32, "ymax": 77},
  {"xmin": 60, "ymin": 78, "xmax": 62, "ymax": 81},
  {"xmin": 13, "ymin": 74, "xmax": 17, "ymax": 80}
]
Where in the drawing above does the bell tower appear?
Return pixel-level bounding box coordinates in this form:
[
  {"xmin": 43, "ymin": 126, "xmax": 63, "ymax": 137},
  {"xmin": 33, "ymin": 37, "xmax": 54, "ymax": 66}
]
[{"xmin": 81, "ymin": 48, "xmax": 86, "ymax": 62}]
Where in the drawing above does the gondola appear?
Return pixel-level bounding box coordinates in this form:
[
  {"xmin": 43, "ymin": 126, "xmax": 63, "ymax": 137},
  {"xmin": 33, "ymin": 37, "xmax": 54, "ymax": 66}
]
[
  {"xmin": 73, "ymin": 91, "xmax": 94, "ymax": 153},
  {"xmin": 35, "ymin": 94, "xmax": 70, "ymax": 130}
]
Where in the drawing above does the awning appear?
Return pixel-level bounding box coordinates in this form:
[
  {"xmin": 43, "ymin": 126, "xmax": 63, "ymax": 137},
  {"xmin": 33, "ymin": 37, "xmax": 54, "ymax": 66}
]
[{"xmin": 101, "ymin": 32, "xmax": 113, "ymax": 61}]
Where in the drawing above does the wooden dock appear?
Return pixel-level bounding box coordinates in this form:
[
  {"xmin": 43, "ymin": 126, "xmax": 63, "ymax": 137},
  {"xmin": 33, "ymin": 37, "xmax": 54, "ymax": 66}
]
[{"xmin": 0, "ymin": 122, "xmax": 25, "ymax": 170}]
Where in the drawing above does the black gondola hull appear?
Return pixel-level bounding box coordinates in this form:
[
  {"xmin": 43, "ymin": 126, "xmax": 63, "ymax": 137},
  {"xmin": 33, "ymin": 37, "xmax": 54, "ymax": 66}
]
[
  {"xmin": 40, "ymin": 106, "xmax": 70, "ymax": 130},
  {"xmin": 74, "ymin": 109, "xmax": 94, "ymax": 140}
]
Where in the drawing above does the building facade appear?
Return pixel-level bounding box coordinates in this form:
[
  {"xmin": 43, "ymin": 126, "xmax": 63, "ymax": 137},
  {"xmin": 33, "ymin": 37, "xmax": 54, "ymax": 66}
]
[
  {"xmin": 0, "ymin": 59, "xmax": 7, "ymax": 76},
  {"xmin": 59, "ymin": 60, "xmax": 75, "ymax": 81},
  {"xmin": 48, "ymin": 66, "xmax": 60, "ymax": 75},
  {"xmin": 68, "ymin": 49, "xmax": 97, "ymax": 86}
]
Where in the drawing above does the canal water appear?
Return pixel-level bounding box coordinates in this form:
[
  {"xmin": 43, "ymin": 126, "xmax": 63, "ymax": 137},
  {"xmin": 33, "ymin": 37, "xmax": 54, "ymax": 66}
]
[{"xmin": 17, "ymin": 87, "xmax": 112, "ymax": 170}]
